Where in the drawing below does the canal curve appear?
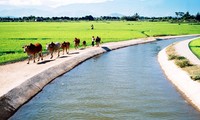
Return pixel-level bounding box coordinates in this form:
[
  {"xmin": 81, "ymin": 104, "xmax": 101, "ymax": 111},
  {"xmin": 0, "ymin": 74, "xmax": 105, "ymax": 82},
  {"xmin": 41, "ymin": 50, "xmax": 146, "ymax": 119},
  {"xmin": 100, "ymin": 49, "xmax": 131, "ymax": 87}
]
[{"xmin": 10, "ymin": 36, "xmax": 200, "ymax": 120}]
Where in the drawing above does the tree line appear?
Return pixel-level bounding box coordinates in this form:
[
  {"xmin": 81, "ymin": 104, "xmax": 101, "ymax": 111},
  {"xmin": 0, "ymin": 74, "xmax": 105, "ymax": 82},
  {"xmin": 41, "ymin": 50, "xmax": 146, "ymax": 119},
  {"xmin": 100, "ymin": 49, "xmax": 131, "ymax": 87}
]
[{"xmin": 0, "ymin": 12, "xmax": 200, "ymax": 22}]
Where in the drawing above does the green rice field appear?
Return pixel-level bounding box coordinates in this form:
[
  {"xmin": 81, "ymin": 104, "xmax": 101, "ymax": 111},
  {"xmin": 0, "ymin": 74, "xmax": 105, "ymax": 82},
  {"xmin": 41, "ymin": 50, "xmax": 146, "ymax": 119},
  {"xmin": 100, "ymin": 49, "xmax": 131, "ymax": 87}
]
[
  {"xmin": 0, "ymin": 21, "xmax": 200, "ymax": 64},
  {"xmin": 189, "ymin": 38, "xmax": 200, "ymax": 59}
]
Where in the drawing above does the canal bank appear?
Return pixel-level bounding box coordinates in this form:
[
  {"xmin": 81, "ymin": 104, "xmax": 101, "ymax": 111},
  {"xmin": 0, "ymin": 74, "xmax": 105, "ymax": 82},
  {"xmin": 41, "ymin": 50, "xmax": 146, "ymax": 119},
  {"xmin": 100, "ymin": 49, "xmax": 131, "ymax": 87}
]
[
  {"xmin": 158, "ymin": 37, "xmax": 200, "ymax": 111},
  {"xmin": 0, "ymin": 35, "xmax": 199, "ymax": 120},
  {"xmin": 0, "ymin": 37, "xmax": 157, "ymax": 120}
]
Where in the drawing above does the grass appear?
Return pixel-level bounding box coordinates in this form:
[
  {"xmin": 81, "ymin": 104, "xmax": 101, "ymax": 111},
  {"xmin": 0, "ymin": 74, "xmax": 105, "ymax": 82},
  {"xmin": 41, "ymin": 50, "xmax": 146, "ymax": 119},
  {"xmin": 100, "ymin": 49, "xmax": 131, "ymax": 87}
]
[
  {"xmin": 166, "ymin": 44, "xmax": 200, "ymax": 81},
  {"xmin": 189, "ymin": 38, "xmax": 200, "ymax": 59},
  {"xmin": 167, "ymin": 46, "xmax": 192, "ymax": 68},
  {"xmin": 184, "ymin": 66, "xmax": 200, "ymax": 81},
  {"xmin": 0, "ymin": 21, "xmax": 200, "ymax": 64}
]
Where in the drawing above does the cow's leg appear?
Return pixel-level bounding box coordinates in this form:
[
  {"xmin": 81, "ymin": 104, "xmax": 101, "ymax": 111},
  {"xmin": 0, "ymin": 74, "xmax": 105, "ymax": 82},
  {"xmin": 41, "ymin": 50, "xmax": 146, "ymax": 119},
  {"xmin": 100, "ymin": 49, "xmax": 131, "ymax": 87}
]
[
  {"xmin": 40, "ymin": 52, "xmax": 43, "ymax": 61},
  {"xmin": 38, "ymin": 53, "xmax": 41, "ymax": 61},
  {"xmin": 58, "ymin": 50, "xmax": 60, "ymax": 57},
  {"xmin": 75, "ymin": 44, "xmax": 78, "ymax": 50},
  {"xmin": 33, "ymin": 54, "xmax": 36, "ymax": 63},
  {"xmin": 27, "ymin": 56, "xmax": 30, "ymax": 64},
  {"xmin": 66, "ymin": 49, "xmax": 68, "ymax": 54},
  {"xmin": 50, "ymin": 52, "xmax": 53, "ymax": 59},
  {"xmin": 63, "ymin": 48, "xmax": 65, "ymax": 55}
]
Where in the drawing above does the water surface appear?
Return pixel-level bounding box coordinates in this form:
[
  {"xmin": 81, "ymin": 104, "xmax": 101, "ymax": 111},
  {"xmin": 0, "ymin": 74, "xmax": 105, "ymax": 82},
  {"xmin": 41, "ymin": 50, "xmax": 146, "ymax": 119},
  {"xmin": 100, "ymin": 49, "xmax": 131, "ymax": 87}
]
[{"xmin": 10, "ymin": 36, "xmax": 200, "ymax": 120}]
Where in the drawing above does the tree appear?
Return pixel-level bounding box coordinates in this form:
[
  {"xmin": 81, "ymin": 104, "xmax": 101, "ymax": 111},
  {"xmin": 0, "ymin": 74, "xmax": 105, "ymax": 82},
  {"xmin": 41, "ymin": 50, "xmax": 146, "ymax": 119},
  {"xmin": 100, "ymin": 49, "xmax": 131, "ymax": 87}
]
[
  {"xmin": 175, "ymin": 12, "xmax": 179, "ymax": 18},
  {"xmin": 183, "ymin": 11, "xmax": 191, "ymax": 21},
  {"xmin": 133, "ymin": 13, "xmax": 140, "ymax": 20},
  {"xmin": 175, "ymin": 12, "xmax": 184, "ymax": 24},
  {"xmin": 175, "ymin": 12, "xmax": 184, "ymax": 18},
  {"xmin": 196, "ymin": 12, "xmax": 200, "ymax": 22},
  {"xmin": 85, "ymin": 15, "xmax": 94, "ymax": 21},
  {"xmin": 35, "ymin": 17, "xmax": 43, "ymax": 22},
  {"xmin": 121, "ymin": 13, "xmax": 140, "ymax": 21}
]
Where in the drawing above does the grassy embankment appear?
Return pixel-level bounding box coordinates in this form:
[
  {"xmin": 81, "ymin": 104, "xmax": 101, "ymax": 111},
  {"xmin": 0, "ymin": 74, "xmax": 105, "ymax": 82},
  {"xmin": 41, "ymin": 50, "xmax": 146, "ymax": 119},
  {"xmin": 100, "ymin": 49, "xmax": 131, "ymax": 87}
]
[
  {"xmin": 189, "ymin": 38, "xmax": 200, "ymax": 59},
  {"xmin": 166, "ymin": 44, "xmax": 200, "ymax": 81},
  {"xmin": 0, "ymin": 21, "xmax": 200, "ymax": 64}
]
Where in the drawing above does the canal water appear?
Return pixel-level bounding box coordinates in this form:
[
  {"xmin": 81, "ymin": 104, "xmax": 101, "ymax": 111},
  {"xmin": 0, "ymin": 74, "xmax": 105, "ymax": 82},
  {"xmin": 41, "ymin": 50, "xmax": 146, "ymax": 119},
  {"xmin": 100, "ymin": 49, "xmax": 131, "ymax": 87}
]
[{"xmin": 10, "ymin": 36, "xmax": 200, "ymax": 120}]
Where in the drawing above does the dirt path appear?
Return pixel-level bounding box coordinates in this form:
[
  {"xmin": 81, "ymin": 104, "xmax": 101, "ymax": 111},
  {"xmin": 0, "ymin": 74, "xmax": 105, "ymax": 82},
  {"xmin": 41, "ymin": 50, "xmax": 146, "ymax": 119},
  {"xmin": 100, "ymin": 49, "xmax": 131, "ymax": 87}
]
[
  {"xmin": 175, "ymin": 37, "xmax": 200, "ymax": 65},
  {"xmin": 0, "ymin": 49, "xmax": 85, "ymax": 96},
  {"xmin": 0, "ymin": 38, "xmax": 156, "ymax": 97}
]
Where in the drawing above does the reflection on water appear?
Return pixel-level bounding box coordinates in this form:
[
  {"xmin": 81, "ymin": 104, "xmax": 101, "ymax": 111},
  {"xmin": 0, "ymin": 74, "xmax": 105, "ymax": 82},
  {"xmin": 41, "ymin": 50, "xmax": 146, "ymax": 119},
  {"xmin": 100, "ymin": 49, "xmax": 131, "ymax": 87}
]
[{"xmin": 10, "ymin": 36, "xmax": 200, "ymax": 120}]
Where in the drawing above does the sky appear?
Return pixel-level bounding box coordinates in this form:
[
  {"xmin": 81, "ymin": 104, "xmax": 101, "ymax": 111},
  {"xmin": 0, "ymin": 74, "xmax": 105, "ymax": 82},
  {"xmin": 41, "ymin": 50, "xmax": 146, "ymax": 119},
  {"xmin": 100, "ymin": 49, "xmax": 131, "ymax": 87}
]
[{"xmin": 0, "ymin": 0, "xmax": 200, "ymax": 17}]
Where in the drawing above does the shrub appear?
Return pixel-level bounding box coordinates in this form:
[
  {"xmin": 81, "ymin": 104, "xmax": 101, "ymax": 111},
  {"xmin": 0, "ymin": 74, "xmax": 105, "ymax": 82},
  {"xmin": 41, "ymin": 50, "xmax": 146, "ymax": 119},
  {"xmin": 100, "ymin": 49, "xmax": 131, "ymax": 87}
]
[
  {"xmin": 166, "ymin": 44, "xmax": 200, "ymax": 81},
  {"xmin": 176, "ymin": 56, "xmax": 186, "ymax": 60},
  {"xmin": 190, "ymin": 74, "xmax": 200, "ymax": 81},
  {"xmin": 168, "ymin": 54, "xmax": 178, "ymax": 60},
  {"xmin": 175, "ymin": 59, "xmax": 192, "ymax": 68}
]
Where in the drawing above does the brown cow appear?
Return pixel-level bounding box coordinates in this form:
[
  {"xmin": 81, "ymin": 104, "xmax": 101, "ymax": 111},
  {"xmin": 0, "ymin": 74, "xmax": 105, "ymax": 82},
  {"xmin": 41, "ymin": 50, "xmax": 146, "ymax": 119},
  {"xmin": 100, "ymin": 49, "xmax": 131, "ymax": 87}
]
[
  {"xmin": 82, "ymin": 41, "xmax": 86, "ymax": 48},
  {"xmin": 23, "ymin": 43, "xmax": 43, "ymax": 64},
  {"xmin": 46, "ymin": 42, "xmax": 61, "ymax": 59},
  {"xmin": 61, "ymin": 41, "xmax": 70, "ymax": 54},
  {"xmin": 74, "ymin": 38, "xmax": 80, "ymax": 49}
]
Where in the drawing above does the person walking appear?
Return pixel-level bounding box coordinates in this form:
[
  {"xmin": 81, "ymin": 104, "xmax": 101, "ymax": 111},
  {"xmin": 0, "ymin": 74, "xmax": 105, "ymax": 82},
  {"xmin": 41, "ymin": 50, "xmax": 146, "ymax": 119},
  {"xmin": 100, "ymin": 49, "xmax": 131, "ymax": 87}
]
[
  {"xmin": 92, "ymin": 36, "xmax": 95, "ymax": 47},
  {"xmin": 91, "ymin": 24, "xmax": 94, "ymax": 30}
]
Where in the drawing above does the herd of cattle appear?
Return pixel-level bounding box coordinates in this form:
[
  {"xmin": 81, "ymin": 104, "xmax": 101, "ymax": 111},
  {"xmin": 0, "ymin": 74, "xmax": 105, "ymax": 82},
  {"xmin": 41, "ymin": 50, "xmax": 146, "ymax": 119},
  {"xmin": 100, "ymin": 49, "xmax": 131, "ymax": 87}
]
[{"xmin": 22, "ymin": 37, "xmax": 101, "ymax": 64}]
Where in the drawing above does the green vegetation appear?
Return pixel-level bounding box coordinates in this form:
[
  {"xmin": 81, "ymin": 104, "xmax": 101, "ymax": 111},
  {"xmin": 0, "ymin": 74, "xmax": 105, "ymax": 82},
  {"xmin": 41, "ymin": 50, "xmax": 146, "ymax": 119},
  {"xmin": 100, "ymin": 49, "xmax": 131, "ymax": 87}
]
[
  {"xmin": 0, "ymin": 21, "xmax": 200, "ymax": 64},
  {"xmin": 189, "ymin": 38, "xmax": 200, "ymax": 59},
  {"xmin": 166, "ymin": 45, "xmax": 192, "ymax": 68},
  {"xmin": 166, "ymin": 44, "xmax": 200, "ymax": 81},
  {"xmin": 1, "ymin": 11, "xmax": 200, "ymax": 22},
  {"xmin": 175, "ymin": 59, "xmax": 192, "ymax": 68},
  {"xmin": 185, "ymin": 66, "xmax": 200, "ymax": 81}
]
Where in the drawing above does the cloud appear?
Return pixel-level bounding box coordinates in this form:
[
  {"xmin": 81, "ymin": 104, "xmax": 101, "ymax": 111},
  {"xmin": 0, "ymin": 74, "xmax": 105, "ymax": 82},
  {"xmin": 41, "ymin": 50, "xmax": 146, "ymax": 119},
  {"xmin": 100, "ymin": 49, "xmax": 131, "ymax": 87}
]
[
  {"xmin": 49, "ymin": 0, "xmax": 114, "ymax": 8},
  {"xmin": 0, "ymin": 0, "xmax": 6, "ymax": 4},
  {"xmin": 8, "ymin": 0, "xmax": 42, "ymax": 6},
  {"xmin": 0, "ymin": 0, "xmax": 113, "ymax": 7}
]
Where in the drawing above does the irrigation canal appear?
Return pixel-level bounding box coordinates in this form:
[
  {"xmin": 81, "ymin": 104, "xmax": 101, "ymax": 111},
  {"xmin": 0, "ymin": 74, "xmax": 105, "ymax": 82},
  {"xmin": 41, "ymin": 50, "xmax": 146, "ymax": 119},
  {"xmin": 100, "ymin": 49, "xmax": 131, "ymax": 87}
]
[{"xmin": 10, "ymin": 36, "xmax": 200, "ymax": 120}]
